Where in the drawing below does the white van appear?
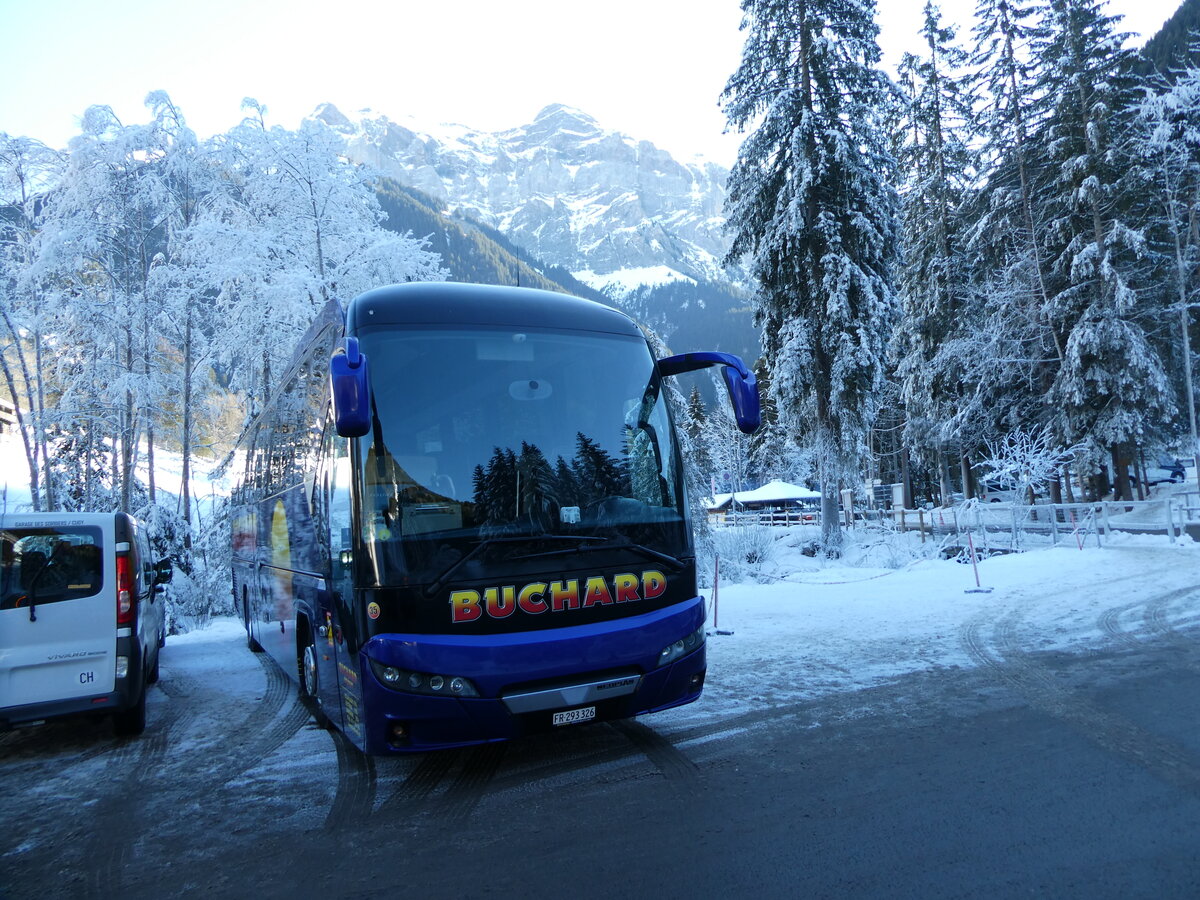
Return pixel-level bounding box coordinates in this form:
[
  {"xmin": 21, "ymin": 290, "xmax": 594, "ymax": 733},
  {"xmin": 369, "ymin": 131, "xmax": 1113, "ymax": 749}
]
[{"xmin": 0, "ymin": 512, "xmax": 171, "ymax": 736}]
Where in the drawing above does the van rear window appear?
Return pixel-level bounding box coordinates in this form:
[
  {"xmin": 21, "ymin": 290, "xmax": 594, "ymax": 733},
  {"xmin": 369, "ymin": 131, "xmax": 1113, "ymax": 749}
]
[{"xmin": 0, "ymin": 526, "xmax": 104, "ymax": 610}]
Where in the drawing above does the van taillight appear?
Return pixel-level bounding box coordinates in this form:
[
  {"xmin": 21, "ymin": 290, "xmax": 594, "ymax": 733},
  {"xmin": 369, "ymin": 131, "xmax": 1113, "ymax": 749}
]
[{"xmin": 116, "ymin": 553, "xmax": 133, "ymax": 625}]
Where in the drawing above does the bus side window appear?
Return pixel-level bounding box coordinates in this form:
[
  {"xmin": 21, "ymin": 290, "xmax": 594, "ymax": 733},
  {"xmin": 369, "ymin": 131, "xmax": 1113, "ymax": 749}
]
[{"xmin": 329, "ymin": 432, "xmax": 353, "ymax": 559}]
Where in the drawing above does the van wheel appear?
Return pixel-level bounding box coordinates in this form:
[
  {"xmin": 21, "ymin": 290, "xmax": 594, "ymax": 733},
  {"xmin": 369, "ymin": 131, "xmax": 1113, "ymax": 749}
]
[
  {"xmin": 113, "ymin": 686, "xmax": 147, "ymax": 737},
  {"xmin": 298, "ymin": 627, "xmax": 333, "ymax": 730},
  {"xmin": 147, "ymin": 645, "xmax": 161, "ymax": 685}
]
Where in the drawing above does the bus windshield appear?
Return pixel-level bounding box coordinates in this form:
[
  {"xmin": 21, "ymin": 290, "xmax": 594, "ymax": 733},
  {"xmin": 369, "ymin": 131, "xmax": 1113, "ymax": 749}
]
[{"xmin": 354, "ymin": 325, "xmax": 689, "ymax": 585}]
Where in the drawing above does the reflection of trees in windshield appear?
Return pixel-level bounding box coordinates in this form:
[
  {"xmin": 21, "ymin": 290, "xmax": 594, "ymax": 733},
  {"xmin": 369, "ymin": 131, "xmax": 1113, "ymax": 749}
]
[{"xmin": 472, "ymin": 433, "xmax": 630, "ymax": 530}]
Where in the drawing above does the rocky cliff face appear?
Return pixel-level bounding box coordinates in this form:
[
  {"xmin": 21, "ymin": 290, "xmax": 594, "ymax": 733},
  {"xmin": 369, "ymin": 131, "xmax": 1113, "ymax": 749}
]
[{"xmin": 313, "ymin": 103, "xmax": 734, "ymax": 290}]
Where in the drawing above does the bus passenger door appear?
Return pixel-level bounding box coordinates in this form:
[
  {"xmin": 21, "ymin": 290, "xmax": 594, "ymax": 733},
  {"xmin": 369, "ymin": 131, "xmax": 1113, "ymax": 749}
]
[
  {"xmin": 307, "ymin": 577, "xmax": 345, "ymax": 732},
  {"xmin": 325, "ymin": 432, "xmax": 366, "ymax": 746}
]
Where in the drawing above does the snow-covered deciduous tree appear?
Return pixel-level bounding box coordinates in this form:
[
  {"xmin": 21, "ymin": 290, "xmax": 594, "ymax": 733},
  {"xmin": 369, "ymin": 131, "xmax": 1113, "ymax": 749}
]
[
  {"xmin": 35, "ymin": 105, "xmax": 175, "ymax": 511},
  {"xmin": 1, "ymin": 95, "xmax": 451, "ymax": 623},
  {"xmin": 0, "ymin": 134, "xmax": 64, "ymax": 510},
  {"xmin": 204, "ymin": 101, "xmax": 445, "ymax": 413},
  {"xmin": 722, "ymin": 0, "xmax": 900, "ymax": 552},
  {"xmin": 136, "ymin": 92, "xmax": 224, "ymax": 561},
  {"xmin": 978, "ymin": 427, "xmax": 1081, "ymax": 502}
]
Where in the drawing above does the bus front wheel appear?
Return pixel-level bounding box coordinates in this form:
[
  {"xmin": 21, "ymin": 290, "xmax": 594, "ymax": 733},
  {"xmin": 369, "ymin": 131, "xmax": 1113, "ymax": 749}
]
[{"xmin": 298, "ymin": 624, "xmax": 333, "ymax": 730}]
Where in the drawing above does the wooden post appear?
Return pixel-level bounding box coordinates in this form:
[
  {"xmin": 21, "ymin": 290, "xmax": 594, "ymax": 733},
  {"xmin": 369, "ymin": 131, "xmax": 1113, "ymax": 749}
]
[{"xmin": 712, "ymin": 555, "xmax": 720, "ymax": 628}]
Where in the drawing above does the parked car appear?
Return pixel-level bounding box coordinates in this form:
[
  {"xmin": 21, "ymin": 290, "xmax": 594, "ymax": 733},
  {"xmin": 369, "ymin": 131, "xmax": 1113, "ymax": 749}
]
[
  {"xmin": 0, "ymin": 512, "xmax": 172, "ymax": 736},
  {"xmin": 1144, "ymin": 457, "xmax": 1186, "ymax": 486}
]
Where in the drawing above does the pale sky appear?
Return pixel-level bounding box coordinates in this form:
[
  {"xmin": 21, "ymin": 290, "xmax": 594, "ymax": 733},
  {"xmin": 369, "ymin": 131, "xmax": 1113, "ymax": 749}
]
[{"xmin": 0, "ymin": 0, "xmax": 1183, "ymax": 167}]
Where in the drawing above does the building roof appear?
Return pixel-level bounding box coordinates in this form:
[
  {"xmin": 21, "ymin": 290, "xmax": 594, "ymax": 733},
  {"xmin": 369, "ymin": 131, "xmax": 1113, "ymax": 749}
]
[{"xmin": 707, "ymin": 480, "xmax": 822, "ymax": 510}]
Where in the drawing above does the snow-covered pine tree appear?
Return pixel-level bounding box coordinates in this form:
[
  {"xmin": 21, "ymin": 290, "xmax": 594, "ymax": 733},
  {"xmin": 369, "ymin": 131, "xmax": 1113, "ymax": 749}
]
[
  {"xmin": 517, "ymin": 441, "xmax": 557, "ymax": 530},
  {"xmin": 892, "ymin": 3, "xmax": 981, "ymax": 502},
  {"xmin": 722, "ymin": 0, "xmax": 900, "ymax": 552},
  {"xmin": 958, "ymin": 0, "xmax": 1078, "ymax": 491},
  {"xmin": 969, "ymin": 0, "xmax": 1055, "ymax": 310},
  {"xmin": 1036, "ymin": 0, "xmax": 1174, "ymax": 494}
]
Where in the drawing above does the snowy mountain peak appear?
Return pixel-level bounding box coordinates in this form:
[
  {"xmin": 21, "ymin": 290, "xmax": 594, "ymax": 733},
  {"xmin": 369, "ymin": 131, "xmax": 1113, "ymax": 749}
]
[
  {"xmin": 509, "ymin": 103, "xmax": 604, "ymax": 147},
  {"xmin": 312, "ymin": 103, "xmax": 735, "ymax": 287},
  {"xmin": 312, "ymin": 102, "xmax": 355, "ymax": 133},
  {"xmin": 532, "ymin": 103, "xmax": 599, "ymax": 130}
]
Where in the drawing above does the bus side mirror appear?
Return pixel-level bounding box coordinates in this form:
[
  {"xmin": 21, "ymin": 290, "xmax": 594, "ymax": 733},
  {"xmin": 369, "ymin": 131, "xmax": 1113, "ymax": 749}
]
[
  {"xmin": 658, "ymin": 351, "xmax": 761, "ymax": 435},
  {"xmin": 720, "ymin": 365, "xmax": 761, "ymax": 435},
  {"xmin": 331, "ymin": 337, "xmax": 371, "ymax": 437}
]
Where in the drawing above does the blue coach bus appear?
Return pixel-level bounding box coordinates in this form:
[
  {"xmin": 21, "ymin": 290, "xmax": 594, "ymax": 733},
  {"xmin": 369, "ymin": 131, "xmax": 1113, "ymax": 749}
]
[{"xmin": 231, "ymin": 282, "xmax": 758, "ymax": 753}]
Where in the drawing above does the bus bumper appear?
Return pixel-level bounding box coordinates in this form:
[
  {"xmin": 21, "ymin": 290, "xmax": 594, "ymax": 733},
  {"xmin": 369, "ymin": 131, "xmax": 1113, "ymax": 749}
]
[{"xmin": 359, "ymin": 597, "xmax": 707, "ymax": 753}]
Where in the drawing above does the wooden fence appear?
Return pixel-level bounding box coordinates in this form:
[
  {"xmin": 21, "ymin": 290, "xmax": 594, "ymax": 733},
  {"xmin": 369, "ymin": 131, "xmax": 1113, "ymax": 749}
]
[{"xmin": 714, "ymin": 495, "xmax": 1200, "ymax": 552}]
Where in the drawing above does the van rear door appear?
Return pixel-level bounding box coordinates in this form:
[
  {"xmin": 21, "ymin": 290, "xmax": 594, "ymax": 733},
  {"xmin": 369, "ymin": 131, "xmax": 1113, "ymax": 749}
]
[{"xmin": 0, "ymin": 518, "xmax": 116, "ymax": 710}]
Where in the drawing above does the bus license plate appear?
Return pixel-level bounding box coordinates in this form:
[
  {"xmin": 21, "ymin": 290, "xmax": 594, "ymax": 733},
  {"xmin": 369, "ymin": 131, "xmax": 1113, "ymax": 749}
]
[{"xmin": 553, "ymin": 706, "xmax": 596, "ymax": 726}]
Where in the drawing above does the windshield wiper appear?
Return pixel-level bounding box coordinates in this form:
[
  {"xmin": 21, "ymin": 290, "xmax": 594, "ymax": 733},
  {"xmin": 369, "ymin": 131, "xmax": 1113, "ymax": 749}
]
[
  {"xmin": 602, "ymin": 542, "xmax": 686, "ymax": 572},
  {"xmin": 510, "ymin": 539, "xmax": 685, "ymax": 572},
  {"xmin": 423, "ymin": 535, "xmax": 607, "ymax": 597}
]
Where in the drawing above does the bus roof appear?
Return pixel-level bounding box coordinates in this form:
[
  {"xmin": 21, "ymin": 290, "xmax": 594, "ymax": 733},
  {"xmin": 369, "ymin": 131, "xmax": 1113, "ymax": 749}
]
[{"xmin": 344, "ymin": 282, "xmax": 642, "ymax": 338}]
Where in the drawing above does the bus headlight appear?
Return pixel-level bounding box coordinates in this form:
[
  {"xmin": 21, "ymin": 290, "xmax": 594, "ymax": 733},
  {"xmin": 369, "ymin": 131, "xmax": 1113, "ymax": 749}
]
[
  {"xmin": 656, "ymin": 625, "xmax": 706, "ymax": 667},
  {"xmin": 368, "ymin": 659, "xmax": 480, "ymax": 697}
]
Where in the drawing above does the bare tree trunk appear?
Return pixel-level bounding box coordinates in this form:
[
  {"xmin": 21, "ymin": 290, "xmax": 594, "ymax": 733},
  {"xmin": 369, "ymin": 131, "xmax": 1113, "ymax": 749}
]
[
  {"xmin": 0, "ymin": 351, "xmax": 40, "ymax": 511},
  {"xmin": 181, "ymin": 305, "xmax": 194, "ymax": 557},
  {"xmin": 147, "ymin": 422, "xmax": 156, "ymax": 505},
  {"xmin": 34, "ymin": 330, "xmax": 52, "ymax": 511},
  {"xmin": 122, "ymin": 391, "xmax": 134, "ymax": 510},
  {"xmin": 960, "ymin": 451, "xmax": 974, "ymax": 500},
  {"xmin": 0, "ymin": 307, "xmax": 42, "ymax": 510},
  {"xmin": 1111, "ymin": 446, "xmax": 1132, "ymax": 502}
]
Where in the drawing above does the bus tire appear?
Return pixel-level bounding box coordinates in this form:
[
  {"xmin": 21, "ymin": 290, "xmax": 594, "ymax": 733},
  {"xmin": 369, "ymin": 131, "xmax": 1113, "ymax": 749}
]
[
  {"xmin": 113, "ymin": 686, "xmax": 147, "ymax": 737},
  {"xmin": 245, "ymin": 596, "xmax": 263, "ymax": 653},
  {"xmin": 298, "ymin": 623, "xmax": 333, "ymax": 730}
]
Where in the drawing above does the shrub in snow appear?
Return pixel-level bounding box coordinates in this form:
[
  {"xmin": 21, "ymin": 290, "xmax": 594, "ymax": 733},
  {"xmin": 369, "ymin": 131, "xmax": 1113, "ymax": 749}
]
[
  {"xmin": 709, "ymin": 525, "xmax": 778, "ymax": 583},
  {"xmin": 135, "ymin": 498, "xmax": 235, "ymax": 631}
]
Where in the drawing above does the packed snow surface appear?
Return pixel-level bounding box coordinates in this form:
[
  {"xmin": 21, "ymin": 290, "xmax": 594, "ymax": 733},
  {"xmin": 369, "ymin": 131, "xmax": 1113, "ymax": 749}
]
[{"xmin": 162, "ymin": 530, "xmax": 1200, "ymax": 734}]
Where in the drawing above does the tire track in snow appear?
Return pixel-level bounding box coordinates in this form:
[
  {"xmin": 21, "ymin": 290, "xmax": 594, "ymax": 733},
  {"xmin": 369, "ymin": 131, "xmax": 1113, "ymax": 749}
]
[
  {"xmin": 323, "ymin": 730, "xmax": 377, "ymax": 831},
  {"xmin": 373, "ymin": 748, "xmax": 463, "ymax": 817},
  {"xmin": 609, "ymin": 719, "xmax": 699, "ymax": 789},
  {"xmin": 962, "ymin": 603, "xmax": 1200, "ymax": 796},
  {"xmin": 434, "ymin": 743, "xmax": 508, "ymax": 824},
  {"xmin": 1098, "ymin": 585, "xmax": 1199, "ymax": 650}
]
